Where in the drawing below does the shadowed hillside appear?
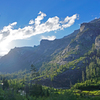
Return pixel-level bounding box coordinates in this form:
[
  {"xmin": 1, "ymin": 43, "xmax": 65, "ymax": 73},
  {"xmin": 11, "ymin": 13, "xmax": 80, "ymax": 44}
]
[{"xmin": 0, "ymin": 18, "xmax": 100, "ymax": 88}]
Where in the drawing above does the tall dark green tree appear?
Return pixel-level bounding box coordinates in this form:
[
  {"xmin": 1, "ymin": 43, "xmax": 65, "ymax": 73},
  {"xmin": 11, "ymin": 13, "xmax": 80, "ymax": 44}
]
[
  {"xmin": 30, "ymin": 64, "xmax": 37, "ymax": 77},
  {"xmin": 2, "ymin": 78, "xmax": 9, "ymax": 90},
  {"xmin": 82, "ymin": 71, "xmax": 85, "ymax": 82},
  {"xmin": 86, "ymin": 66, "xmax": 89, "ymax": 79}
]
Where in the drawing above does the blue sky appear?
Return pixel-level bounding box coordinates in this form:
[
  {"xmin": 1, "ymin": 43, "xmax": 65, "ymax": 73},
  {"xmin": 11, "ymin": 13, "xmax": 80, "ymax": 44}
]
[{"xmin": 0, "ymin": 0, "xmax": 100, "ymax": 56}]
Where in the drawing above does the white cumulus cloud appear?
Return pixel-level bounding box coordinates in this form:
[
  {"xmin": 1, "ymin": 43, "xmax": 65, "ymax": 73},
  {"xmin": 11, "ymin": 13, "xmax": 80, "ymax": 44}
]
[
  {"xmin": 60, "ymin": 14, "xmax": 78, "ymax": 28},
  {"xmin": 0, "ymin": 11, "xmax": 79, "ymax": 55},
  {"xmin": 29, "ymin": 19, "xmax": 34, "ymax": 24}
]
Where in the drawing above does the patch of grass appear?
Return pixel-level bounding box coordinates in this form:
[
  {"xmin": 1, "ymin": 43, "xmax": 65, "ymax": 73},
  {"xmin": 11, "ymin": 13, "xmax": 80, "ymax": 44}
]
[{"xmin": 77, "ymin": 67, "xmax": 80, "ymax": 69}]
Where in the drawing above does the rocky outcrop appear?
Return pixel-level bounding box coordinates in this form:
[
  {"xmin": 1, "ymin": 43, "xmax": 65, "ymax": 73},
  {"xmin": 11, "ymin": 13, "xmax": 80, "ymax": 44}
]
[
  {"xmin": 95, "ymin": 35, "xmax": 100, "ymax": 49},
  {"xmin": 49, "ymin": 18, "xmax": 100, "ymax": 65}
]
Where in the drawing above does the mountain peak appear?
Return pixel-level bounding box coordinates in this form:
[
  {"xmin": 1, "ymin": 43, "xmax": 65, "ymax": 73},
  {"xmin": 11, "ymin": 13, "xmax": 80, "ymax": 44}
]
[
  {"xmin": 89, "ymin": 18, "xmax": 100, "ymax": 23},
  {"xmin": 40, "ymin": 39, "xmax": 53, "ymax": 48},
  {"xmin": 80, "ymin": 18, "xmax": 100, "ymax": 32}
]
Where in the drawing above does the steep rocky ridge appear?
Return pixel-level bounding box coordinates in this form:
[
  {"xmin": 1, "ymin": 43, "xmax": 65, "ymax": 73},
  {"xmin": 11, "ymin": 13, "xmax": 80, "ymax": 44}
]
[
  {"xmin": 0, "ymin": 18, "xmax": 100, "ymax": 72},
  {"xmin": 0, "ymin": 29, "xmax": 79, "ymax": 73},
  {"xmin": 36, "ymin": 18, "xmax": 100, "ymax": 87},
  {"xmin": 0, "ymin": 18, "xmax": 100, "ymax": 88},
  {"xmin": 52, "ymin": 18, "xmax": 100, "ymax": 65}
]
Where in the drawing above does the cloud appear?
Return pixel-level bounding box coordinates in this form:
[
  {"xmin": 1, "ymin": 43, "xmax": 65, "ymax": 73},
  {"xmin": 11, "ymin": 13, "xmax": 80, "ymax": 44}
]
[
  {"xmin": 35, "ymin": 11, "xmax": 46, "ymax": 25},
  {"xmin": 95, "ymin": 17, "xmax": 97, "ymax": 19},
  {"xmin": 60, "ymin": 14, "xmax": 78, "ymax": 28},
  {"xmin": 29, "ymin": 19, "xmax": 34, "ymax": 24},
  {"xmin": 41, "ymin": 35, "xmax": 56, "ymax": 41},
  {"xmin": 0, "ymin": 11, "xmax": 79, "ymax": 55}
]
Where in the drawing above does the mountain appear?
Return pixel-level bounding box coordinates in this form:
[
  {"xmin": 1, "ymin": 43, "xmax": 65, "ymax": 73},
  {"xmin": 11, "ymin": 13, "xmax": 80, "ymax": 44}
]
[
  {"xmin": 50, "ymin": 18, "xmax": 100, "ymax": 65},
  {"xmin": 0, "ymin": 18, "xmax": 100, "ymax": 88},
  {"xmin": 0, "ymin": 29, "xmax": 79, "ymax": 73},
  {"xmin": 36, "ymin": 18, "xmax": 100, "ymax": 88}
]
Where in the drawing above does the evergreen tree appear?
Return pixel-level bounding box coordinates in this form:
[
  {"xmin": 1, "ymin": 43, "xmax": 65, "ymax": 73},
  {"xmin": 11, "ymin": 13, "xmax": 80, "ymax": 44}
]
[
  {"xmin": 30, "ymin": 64, "xmax": 37, "ymax": 77},
  {"xmin": 86, "ymin": 66, "xmax": 90, "ymax": 79},
  {"xmin": 82, "ymin": 71, "xmax": 85, "ymax": 82},
  {"xmin": 2, "ymin": 78, "xmax": 9, "ymax": 90}
]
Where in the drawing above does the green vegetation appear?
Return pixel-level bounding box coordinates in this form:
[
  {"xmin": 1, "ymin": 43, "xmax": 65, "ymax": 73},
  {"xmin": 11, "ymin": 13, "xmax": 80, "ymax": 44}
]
[
  {"xmin": 1, "ymin": 41, "xmax": 100, "ymax": 100},
  {"xmin": 0, "ymin": 76, "xmax": 100, "ymax": 100},
  {"xmin": 39, "ymin": 56, "xmax": 85, "ymax": 81},
  {"xmin": 70, "ymin": 39, "xmax": 75, "ymax": 44}
]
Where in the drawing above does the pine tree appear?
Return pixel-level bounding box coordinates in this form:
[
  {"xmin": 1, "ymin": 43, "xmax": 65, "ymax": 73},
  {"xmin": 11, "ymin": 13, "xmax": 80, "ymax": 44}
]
[
  {"xmin": 82, "ymin": 71, "xmax": 85, "ymax": 82},
  {"xmin": 86, "ymin": 66, "xmax": 89, "ymax": 79},
  {"xmin": 30, "ymin": 64, "xmax": 37, "ymax": 77},
  {"xmin": 2, "ymin": 78, "xmax": 9, "ymax": 90}
]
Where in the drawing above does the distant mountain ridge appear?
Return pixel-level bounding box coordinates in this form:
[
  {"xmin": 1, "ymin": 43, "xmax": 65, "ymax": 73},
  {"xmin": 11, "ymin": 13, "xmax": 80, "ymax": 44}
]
[
  {"xmin": 0, "ymin": 18, "xmax": 100, "ymax": 88},
  {"xmin": 0, "ymin": 18, "xmax": 100, "ymax": 72},
  {"xmin": 0, "ymin": 28, "xmax": 79, "ymax": 73}
]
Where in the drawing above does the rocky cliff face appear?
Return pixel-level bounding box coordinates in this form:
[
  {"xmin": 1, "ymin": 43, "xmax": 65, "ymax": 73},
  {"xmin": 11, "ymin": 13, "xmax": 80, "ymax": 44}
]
[
  {"xmin": 36, "ymin": 18, "xmax": 100, "ymax": 88},
  {"xmin": 0, "ymin": 18, "xmax": 100, "ymax": 88},
  {"xmin": 0, "ymin": 18, "xmax": 100, "ymax": 74},
  {"xmin": 95, "ymin": 35, "xmax": 100, "ymax": 49},
  {"xmin": 51, "ymin": 20, "xmax": 100, "ymax": 65}
]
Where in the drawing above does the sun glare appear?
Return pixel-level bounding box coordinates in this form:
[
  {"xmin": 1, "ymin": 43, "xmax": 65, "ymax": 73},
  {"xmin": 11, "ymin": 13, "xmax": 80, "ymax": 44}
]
[{"xmin": 0, "ymin": 41, "xmax": 10, "ymax": 56}]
